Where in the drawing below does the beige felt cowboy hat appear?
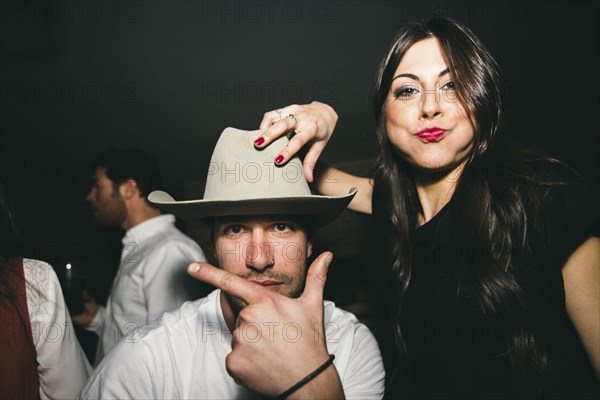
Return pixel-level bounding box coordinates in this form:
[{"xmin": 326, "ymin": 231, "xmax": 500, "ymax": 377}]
[{"xmin": 148, "ymin": 127, "xmax": 357, "ymax": 225}]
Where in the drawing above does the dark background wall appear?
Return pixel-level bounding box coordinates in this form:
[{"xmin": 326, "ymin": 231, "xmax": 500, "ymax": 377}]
[{"xmin": 1, "ymin": 1, "xmax": 598, "ymax": 318}]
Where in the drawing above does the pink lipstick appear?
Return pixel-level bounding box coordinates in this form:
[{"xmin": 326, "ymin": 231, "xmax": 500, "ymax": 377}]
[{"xmin": 416, "ymin": 127, "xmax": 447, "ymax": 142}]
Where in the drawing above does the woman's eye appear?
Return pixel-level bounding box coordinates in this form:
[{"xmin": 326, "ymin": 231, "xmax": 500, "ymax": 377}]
[
  {"xmin": 393, "ymin": 86, "xmax": 418, "ymax": 99},
  {"xmin": 441, "ymin": 80, "xmax": 456, "ymax": 91}
]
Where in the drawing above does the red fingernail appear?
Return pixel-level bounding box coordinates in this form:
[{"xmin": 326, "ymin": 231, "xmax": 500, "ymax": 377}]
[
  {"xmin": 275, "ymin": 155, "xmax": 284, "ymax": 164},
  {"xmin": 254, "ymin": 137, "xmax": 265, "ymax": 146}
]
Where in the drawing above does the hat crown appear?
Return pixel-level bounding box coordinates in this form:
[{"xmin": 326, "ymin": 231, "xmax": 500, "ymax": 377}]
[
  {"xmin": 147, "ymin": 127, "xmax": 356, "ymax": 224},
  {"xmin": 203, "ymin": 128, "xmax": 311, "ymax": 201}
]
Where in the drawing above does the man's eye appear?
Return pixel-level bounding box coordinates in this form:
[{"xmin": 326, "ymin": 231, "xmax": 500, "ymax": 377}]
[
  {"xmin": 224, "ymin": 225, "xmax": 243, "ymax": 235},
  {"xmin": 274, "ymin": 223, "xmax": 291, "ymax": 232}
]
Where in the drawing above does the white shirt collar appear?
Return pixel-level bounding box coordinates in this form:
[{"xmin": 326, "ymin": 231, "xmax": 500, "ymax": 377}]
[{"xmin": 122, "ymin": 214, "xmax": 176, "ymax": 244}]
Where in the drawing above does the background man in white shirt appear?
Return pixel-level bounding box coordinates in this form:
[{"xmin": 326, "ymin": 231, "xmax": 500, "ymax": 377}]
[
  {"xmin": 72, "ymin": 148, "xmax": 207, "ymax": 364},
  {"xmin": 79, "ymin": 128, "xmax": 385, "ymax": 399}
]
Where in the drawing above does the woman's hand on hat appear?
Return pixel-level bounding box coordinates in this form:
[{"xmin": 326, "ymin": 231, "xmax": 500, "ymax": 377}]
[
  {"xmin": 187, "ymin": 252, "xmax": 343, "ymax": 398},
  {"xmin": 256, "ymin": 101, "xmax": 338, "ymax": 182}
]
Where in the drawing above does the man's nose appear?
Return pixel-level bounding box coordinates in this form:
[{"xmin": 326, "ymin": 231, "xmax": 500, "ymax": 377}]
[{"xmin": 245, "ymin": 233, "xmax": 274, "ymax": 271}]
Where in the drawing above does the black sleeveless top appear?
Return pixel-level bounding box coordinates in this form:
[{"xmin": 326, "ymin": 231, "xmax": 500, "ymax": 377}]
[{"xmin": 372, "ymin": 163, "xmax": 599, "ymax": 398}]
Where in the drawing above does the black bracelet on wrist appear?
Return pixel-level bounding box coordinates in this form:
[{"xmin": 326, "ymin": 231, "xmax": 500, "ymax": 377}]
[{"xmin": 272, "ymin": 354, "xmax": 336, "ymax": 400}]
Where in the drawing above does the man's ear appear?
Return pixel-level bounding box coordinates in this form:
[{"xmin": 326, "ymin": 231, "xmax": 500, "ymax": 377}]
[
  {"xmin": 119, "ymin": 179, "xmax": 139, "ymax": 200},
  {"xmin": 307, "ymin": 241, "xmax": 313, "ymax": 259}
]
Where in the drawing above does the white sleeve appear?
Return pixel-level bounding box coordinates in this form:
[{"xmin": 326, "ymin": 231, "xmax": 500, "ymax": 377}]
[
  {"xmin": 341, "ymin": 324, "xmax": 386, "ymax": 399},
  {"xmin": 143, "ymin": 241, "xmax": 207, "ymax": 321},
  {"xmin": 78, "ymin": 339, "xmax": 154, "ymax": 399},
  {"xmin": 24, "ymin": 259, "xmax": 93, "ymax": 400}
]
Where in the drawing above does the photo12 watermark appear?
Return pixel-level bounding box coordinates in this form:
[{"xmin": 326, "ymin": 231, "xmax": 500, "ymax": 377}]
[
  {"xmin": 200, "ymin": 81, "xmax": 340, "ymax": 105},
  {"xmin": 198, "ymin": 1, "xmax": 341, "ymax": 24},
  {"xmin": 1, "ymin": 240, "xmax": 110, "ymax": 264},
  {"xmin": 0, "ymin": 81, "xmax": 140, "ymax": 105},
  {"xmin": 0, "ymin": 1, "xmax": 142, "ymax": 24},
  {"xmin": 215, "ymin": 240, "xmax": 308, "ymax": 265},
  {"xmin": 0, "ymin": 161, "xmax": 96, "ymax": 185},
  {"xmin": 199, "ymin": 321, "xmax": 341, "ymax": 344},
  {"xmin": 396, "ymin": 1, "xmax": 539, "ymax": 24}
]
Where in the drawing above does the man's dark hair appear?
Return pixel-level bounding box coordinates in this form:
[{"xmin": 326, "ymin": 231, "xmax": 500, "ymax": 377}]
[{"xmin": 92, "ymin": 148, "xmax": 162, "ymax": 196}]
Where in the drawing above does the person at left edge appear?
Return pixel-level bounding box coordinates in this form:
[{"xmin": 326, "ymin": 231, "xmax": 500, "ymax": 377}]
[
  {"xmin": 1, "ymin": 181, "xmax": 92, "ymax": 399},
  {"xmin": 71, "ymin": 148, "xmax": 207, "ymax": 364}
]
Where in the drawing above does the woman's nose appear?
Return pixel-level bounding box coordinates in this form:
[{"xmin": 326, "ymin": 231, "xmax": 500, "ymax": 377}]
[{"xmin": 420, "ymin": 88, "xmax": 442, "ymax": 119}]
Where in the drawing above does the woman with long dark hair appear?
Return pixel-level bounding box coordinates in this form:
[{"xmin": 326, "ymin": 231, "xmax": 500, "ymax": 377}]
[
  {"xmin": 254, "ymin": 17, "xmax": 599, "ymax": 398},
  {"xmin": 0, "ymin": 182, "xmax": 92, "ymax": 399}
]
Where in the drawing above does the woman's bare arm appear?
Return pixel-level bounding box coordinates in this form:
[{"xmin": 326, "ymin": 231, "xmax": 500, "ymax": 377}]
[{"xmin": 562, "ymin": 236, "xmax": 600, "ymax": 379}]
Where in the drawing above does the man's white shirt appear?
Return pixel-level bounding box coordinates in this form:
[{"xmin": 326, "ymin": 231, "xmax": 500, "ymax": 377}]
[
  {"xmin": 85, "ymin": 214, "xmax": 207, "ymax": 363},
  {"xmin": 80, "ymin": 289, "xmax": 385, "ymax": 399}
]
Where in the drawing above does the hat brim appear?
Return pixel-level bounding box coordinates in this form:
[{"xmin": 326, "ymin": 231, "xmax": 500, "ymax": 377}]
[{"xmin": 148, "ymin": 188, "xmax": 358, "ymax": 227}]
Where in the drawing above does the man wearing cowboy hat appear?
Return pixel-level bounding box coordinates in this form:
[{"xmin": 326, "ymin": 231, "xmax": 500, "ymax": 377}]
[{"xmin": 79, "ymin": 128, "xmax": 385, "ymax": 399}]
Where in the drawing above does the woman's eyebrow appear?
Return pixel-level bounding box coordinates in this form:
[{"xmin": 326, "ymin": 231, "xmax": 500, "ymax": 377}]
[{"xmin": 392, "ymin": 67, "xmax": 451, "ymax": 82}]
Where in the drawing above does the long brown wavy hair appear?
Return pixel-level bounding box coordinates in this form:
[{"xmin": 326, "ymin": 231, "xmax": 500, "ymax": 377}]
[
  {"xmin": 0, "ymin": 181, "xmax": 30, "ymax": 334},
  {"xmin": 371, "ymin": 17, "xmax": 554, "ymax": 397}
]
